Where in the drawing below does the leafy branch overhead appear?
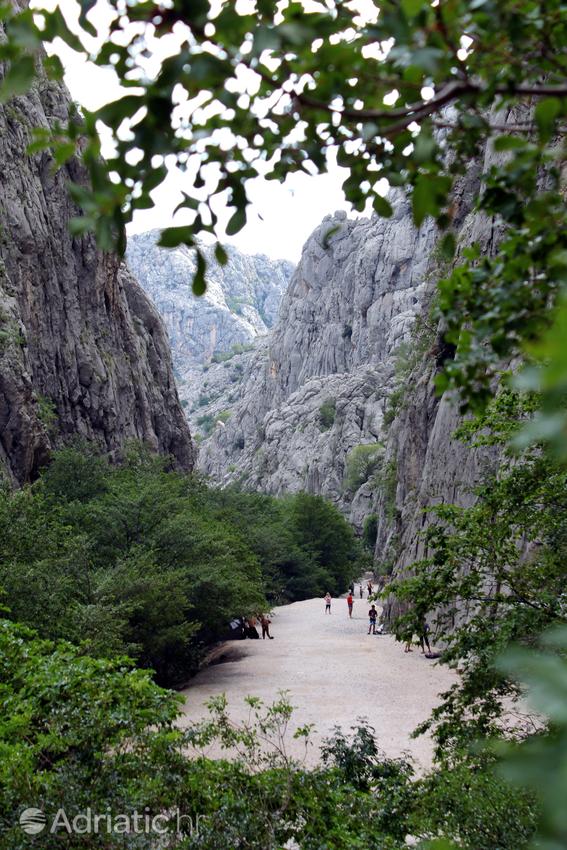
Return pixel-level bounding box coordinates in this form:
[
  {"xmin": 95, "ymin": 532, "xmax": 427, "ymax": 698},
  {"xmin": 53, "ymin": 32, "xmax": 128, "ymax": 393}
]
[{"xmin": 1, "ymin": 0, "xmax": 567, "ymax": 442}]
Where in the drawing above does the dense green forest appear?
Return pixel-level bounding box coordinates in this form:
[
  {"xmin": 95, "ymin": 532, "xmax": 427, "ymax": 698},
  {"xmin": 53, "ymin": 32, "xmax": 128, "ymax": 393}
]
[
  {"xmin": 3, "ymin": 410, "xmax": 567, "ymax": 848},
  {"xmin": 0, "ymin": 444, "xmax": 359, "ymax": 686}
]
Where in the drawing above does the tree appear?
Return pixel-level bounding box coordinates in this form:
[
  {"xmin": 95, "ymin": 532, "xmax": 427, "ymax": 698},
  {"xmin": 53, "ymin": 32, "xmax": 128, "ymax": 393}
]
[
  {"xmin": 284, "ymin": 492, "xmax": 359, "ymax": 593},
  {"xmin": 1, "ymin": 1, "xmax": 566, "ymax": 446},
  {"xmin": 385, "ymin": 393, "xmax": 567, "ymax": 756}
]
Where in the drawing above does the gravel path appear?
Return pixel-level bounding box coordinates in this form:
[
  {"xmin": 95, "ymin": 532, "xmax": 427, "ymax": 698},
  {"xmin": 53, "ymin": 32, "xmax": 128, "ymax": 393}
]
[{"xmin": 179, "ymin": 595, "xmax": 456, "ymax": 769}]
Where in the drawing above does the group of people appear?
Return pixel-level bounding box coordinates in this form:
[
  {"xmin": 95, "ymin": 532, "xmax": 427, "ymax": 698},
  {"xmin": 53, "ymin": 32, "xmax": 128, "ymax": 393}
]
[
  {"xmin": 324, "ymin": 589, "xmax": 381, "ymax": 634},
  {"xmin": 241, "ymin": 614, "xmax": 274, "ymax": 640},
  {"xmin": 324, "ymin": 587, "xmax": 434, "ymax": 653}
]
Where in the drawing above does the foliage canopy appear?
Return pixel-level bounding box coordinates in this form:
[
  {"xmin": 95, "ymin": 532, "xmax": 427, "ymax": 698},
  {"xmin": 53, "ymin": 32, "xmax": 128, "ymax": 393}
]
[
  {"xmin": 0, "ymin": 444, "xmax": 359, "ymax": 685},
  {"xmin": 1, "ymin": 0, "xmax": 567, "ymax": 443}
]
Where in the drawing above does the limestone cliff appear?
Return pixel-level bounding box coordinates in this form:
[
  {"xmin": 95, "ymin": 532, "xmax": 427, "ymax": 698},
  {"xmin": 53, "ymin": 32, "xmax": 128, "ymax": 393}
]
[
  {"xmin": 0, "ymin": 58, "xmax": 194, "ymax": 483},
  {"xmin": 126, "ymin": 231, "xmax": 293, "ymax": 421},
  {"xmin": 373, "ymin": 143, "xmax": 507, "ymax": 615},
  {"xmin": 198, "ymin": 202, "xmax": 439, "ymax": 528},
  {"xmin": 198, "ymin": 136, "xmax": 497, "ymax": 556}
]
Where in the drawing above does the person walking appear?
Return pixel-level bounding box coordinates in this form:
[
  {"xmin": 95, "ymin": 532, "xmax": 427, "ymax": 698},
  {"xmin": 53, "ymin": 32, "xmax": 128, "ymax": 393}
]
[
  {"xmin": 359, "ymin": 584, "xmax": 364, "ymax": 598},
  {"xmin": 324, "ymin": 592, "xmax": 332, "ymax": 614},
  {"xmin": 347, "ymin": 593, "xmax": 354, "ymax": 618},
  {"xmin": 259, "ymin": 614, "xmax": 274, "ymax": 640},
  {"xmin": 368, "ymin": 604, "xmax": 378, "ymax": 635},
  {"xmin": 418, "ymin": 618, "xmax": 431, "ymax": 654}
]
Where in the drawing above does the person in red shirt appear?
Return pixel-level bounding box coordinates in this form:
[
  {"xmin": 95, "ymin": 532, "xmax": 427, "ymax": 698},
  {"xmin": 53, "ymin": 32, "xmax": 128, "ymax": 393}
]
[{"xmin": 347, "ymin": 593, "xmax": 354, "ymax": 618}]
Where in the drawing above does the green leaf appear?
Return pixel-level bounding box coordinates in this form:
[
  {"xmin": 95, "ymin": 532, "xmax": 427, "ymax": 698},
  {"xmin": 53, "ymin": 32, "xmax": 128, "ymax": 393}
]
[
  {"xmin": 412, "ymin": 174, "xmax": 451, "ymax": 226},
  {"xmin": 439, "ymin": 232, "xmax": 456, "ymax": 261},
  {"xmin": 0, "ymin": 55, "xmax": 36, "ymax": 103},
  {"xmin": 173, "ymin": 193, "xmax": 200, "ymax": 216},
  {"xmin": 253, "ymin": 26, "xmax": 281, "ymax": 55},
  {"xmin": 373, "ymin": 195, "xmax": 393, "ymax": 218},
  {"xmin": 535, "ymin": 97, "xmax": 561, "ymax": 141},
  {"xmin": 53, "ymin": 141, "xmax": 77, "ymax": 167},
  {"xmin": 158, "ymin": 226, "xmax": 196, "ymax": 249},
  {"xmin": 69, "ymin": 216, "xmax": 95, "ymax": 236},
  {"xmin": 401, "ymin": 0, "xmax": 425, "ymax": 17},
  {"xmin": 214, "ymin": 243, "xmax": 228, "ymax": 266},
  {"xmin": 26, "ymin": 128, "xmax": 52, "ymax": 155},
  {"xmin": 43, "ymin": 54, "xmax": 65, "ymax": 81},
  {"xmin": 192, "ymin": 250, "xmax": 207, "ymax": 296},
  {"xmin": 413, "ymin": 131, "xmax": 436, "ymax": 164},
  {"xmin": 97, "ymin": 95, "xmax": 145, "ymax": 127},
  {"xmin": 78, "ymin": 0, "xmax": 97, "ymax": 36},
  {"xmin": 225, "ymin": 208, "xmax": 246, "ymax": 236},
  {"xmin": 492, "ymin": 135, "xmax": 528, "ymax": 152},
  {"xmin": 7, "ymin": 11, "xmax": 41, "ymax": 50}
]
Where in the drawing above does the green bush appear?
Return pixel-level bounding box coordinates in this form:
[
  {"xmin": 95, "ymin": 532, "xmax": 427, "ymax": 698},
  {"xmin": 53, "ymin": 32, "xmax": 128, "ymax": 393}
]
[
  {"xmin": 344, "ymin": 443, "xmax": 383, "ymax": 492},
  {"xmin": 319, "ymin": 398, "xmax": 336, "ymax": 430},
  {"xmin": 197, "ymin": 413, "xmax": 215, "ymax": 435},
  {"xmin": 362, "ymin": 514, "xmax": 378, "ymax": 550},
  {"xmin": 0, "ymin": 631, "xmax": 539, "ymax": 850}
]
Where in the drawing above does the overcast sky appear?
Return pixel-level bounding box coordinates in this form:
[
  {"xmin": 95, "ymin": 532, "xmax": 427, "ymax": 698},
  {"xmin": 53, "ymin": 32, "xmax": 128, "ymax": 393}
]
[{"xmin": 50, "ymin": 0, "xmax": 364, "ymax": 264}]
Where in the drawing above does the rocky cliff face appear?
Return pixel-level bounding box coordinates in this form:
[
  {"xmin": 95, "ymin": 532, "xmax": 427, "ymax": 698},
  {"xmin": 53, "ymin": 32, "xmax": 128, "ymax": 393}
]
[
  {"xmin": 198, "ymin": 136, "xmax": 498, "ymax": 564},
  {"xmin": 198, "ymin": 202, "xmax": 440, "ymax": 528},
  {"xmin": 372, "ymin": 143, "xmax": 506, "ymax": 616},
  {"xmin": 0, "ymin": 56, "xmax": 194, "ymax": 483},
  {"xmin": 126, "ymin": 231, "xmax": 294, "ymax": 420}
]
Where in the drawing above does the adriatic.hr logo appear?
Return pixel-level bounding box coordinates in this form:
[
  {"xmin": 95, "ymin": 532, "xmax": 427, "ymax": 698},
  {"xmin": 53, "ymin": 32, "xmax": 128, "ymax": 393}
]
[{"xmin": 16, "ymin": 806, "xmax": 206, "ymax": 837}]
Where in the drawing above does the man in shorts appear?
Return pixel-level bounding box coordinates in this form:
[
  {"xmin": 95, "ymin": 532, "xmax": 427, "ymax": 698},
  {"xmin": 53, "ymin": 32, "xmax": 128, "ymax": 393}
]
[{"xmin": 368, "ymin": 604, "xmax": 378, "ymax": 635}]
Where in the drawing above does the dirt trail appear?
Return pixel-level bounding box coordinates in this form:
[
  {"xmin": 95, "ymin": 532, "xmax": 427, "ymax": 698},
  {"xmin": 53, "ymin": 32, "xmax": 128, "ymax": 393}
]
[{"xmin": 179, "ymin": 595, "xmax": 456, "ymax": 769}]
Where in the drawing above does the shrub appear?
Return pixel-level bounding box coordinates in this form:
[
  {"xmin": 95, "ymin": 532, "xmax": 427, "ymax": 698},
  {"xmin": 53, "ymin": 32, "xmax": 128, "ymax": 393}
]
[
  {"xmin": 344, "ymin": 444, "xmax": 383, "ymax": 492},
  {"xmin": 197, "ymin": 413, "xmax": 215, "ymax": 435},
  {"xmin": 319, "ymin": 398, "xmax": 336, "ymax": 430},
  {"xmin": 36, "ymin": 394, "xmax": 58, "ymax": 435},
  {"xmin": 362, "ymin": 514, "xmax": 378, "ymax": 550}
]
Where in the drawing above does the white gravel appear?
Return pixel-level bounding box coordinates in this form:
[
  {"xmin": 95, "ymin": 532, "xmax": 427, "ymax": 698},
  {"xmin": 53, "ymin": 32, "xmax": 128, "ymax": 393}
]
[{"xmin": 179, "ymin": 595, "xmax": 456, "ymax": 770}]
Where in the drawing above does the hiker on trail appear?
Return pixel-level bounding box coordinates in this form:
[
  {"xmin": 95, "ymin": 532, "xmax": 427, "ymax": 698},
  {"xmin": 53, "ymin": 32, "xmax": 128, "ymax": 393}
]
[
  {"xmin": 418, "ymin": 619, "xmax": 431, "ymax": 654},
  {"xmin": 359, "ymin": 584, "xmax": 364, "ymax": 598},
  {"xmin": 368, "ymin": 604, "xmax": 378, "ymax": 635},
  {"xmin": 349, "ymin": 581, "xmax": 355, "ymax": 596},
  {"xmin": 259, "ymin": 614, "xmax": 274, "ymax": 640},
  {"xmin": 324, "ymin": 592, "xmax": 332, "ymax": 614},
  {"xmin": 367, "ymin": 581, "xmax": 373, "ymax": 597},
  {"xmin": 347, "ymin": 593, "xmax": 354, "ymax": 618}
]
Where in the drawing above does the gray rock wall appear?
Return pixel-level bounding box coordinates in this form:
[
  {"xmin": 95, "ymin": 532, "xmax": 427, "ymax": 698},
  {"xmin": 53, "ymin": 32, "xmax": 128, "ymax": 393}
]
[
  {"xmin": 198, "ymin": 203, "xmax": 439, "ymax": 527},
  {"xmin": 373, "ymin": 134, "xmax": 512, "ymax": 618},
  {"xmin": 0, "ymin": 53, "xmax": 194, "ymax": 483},
  {"xmin": 126, "ymin": 231, "xmax": 293, "ymax": 417}
]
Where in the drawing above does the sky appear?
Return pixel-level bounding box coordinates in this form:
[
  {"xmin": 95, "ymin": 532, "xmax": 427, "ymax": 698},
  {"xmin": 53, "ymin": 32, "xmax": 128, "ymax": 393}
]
[{"xmin": 45, "ymin": 0, "xmax": 372, "ymax": 263}]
